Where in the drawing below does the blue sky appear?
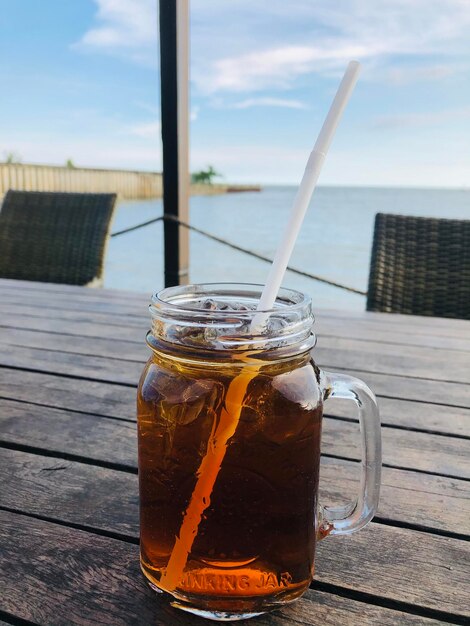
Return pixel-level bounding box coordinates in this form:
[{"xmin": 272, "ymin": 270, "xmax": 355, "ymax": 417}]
[{"xmin": 0, "ymin": 0, "xmax": 469, "ymax": 187}]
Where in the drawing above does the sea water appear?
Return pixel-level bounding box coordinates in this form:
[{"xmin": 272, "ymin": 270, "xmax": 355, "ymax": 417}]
[{"xmin": 105, "ymin": 185, "xmax": 470, "ymax": 311}]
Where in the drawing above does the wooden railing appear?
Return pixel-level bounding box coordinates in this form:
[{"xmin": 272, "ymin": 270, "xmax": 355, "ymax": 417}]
[{"xmin": 0, "ymin": 163, "xmax": 163, "ymax": 199}]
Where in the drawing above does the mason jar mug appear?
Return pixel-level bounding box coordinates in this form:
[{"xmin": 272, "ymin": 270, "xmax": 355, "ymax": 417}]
[{"xmin": 137, "ymin": 283, "xmax": 381, "ymax": 621}]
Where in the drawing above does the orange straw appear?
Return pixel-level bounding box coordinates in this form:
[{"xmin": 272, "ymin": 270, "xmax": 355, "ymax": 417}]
[{"xmin": 160, "ymin": 367, "xmax": 258, "ymax": 590}]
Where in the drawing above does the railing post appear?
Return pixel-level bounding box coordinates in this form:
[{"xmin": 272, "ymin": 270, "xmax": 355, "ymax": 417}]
[{"xmin": 159, "ymin": 0, "xmax": 190, "ymax": 287}]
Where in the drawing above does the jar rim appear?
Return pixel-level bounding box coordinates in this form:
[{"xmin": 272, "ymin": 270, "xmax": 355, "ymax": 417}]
[
  {"xmin": 151, "ymin": 282, "xmax": 313, "ymax": 316},
  {"xmin": 149, "ymin": 283, "xmax": 315, "ymax": 355}
]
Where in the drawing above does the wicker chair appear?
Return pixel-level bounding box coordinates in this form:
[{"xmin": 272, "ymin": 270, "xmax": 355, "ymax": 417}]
[
  {"xmin": 0, "ymin": 190, "xmax": 117, "ymax": 286},
  {"xmin": 367, "ymin": 213, "xmax": 470, "ymax": 320}
]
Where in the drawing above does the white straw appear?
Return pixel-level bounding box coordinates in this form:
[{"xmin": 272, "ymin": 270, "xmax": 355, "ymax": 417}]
[{"xmin": 252, "ymin": 60, "xmax": 361, "ymax": 328}]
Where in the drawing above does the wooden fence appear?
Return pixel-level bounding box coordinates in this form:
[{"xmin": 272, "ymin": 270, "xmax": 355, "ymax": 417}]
[{"xmin": 0, "ymin": 163, "xmax": 163, "ymax": 199}]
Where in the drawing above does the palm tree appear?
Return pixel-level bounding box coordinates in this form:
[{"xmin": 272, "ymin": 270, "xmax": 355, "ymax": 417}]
[{"xmin": 191, "ymin": 165, "xmax": 221, "ymax": 185}]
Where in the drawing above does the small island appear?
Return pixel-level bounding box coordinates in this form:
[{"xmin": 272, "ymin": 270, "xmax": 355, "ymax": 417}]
[{"xmin": 190, "ymin": 166, "xmax": 261, "ymax": 195}]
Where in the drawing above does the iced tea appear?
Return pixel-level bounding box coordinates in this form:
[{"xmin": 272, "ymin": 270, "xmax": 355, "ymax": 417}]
[{"xmin": 137, "ymin": 342, "xmax": 323, "ymax": 614}]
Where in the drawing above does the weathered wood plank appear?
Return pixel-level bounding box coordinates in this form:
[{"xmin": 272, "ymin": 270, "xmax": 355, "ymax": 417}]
[
  {"xmin": 319, "ymin": 457, "xmax": 470, "ymax": 536},
  {"xmin": 3, "ymin": 277, "xmax": 470, "ymax": 336},
  {"xmin": 0, "ymin": 343, "xmax": 144, "ymax": 385},
  {"xmin": 323, "ymin": 417, "xmax": 470, "ymax": 478},
  {"xmin": 315, "ymin": 522, "xmax": 470, "ymax": 617},
  {"xmin": 2, "ymin": 304, "xmax": 470, "ymax": 386},
  {"xmin": 1, "ymin": 447, "xmax": 468, "ymax": 540},
  {"xmin": 0, "ymin": 510, "xmax": 467, "ymax": 621},
  {"xmin": 333, "ymin": 368, "xmax": 470, "ymax": 408},
  {"xmin": 0, "ymin": 311, "xmax": 145, "ymax": 341},
  {"xmin": 4, "ymin": 298, "xmax": 469, "ymax": 350},
  {"xmin": 0, "ymin": 448, "xmax": 138, "ymax": 536},
  {"xmin": 0, "ymin": 327, "xmax": 146, "ymax": 361},
  {"xmin": 3, "ymin": 305, "xmax": 470, "ymax": 364},
  {"xmin": 282, "ymin": 591, "xmax": 446, "ymax": 625},
  {"xmin": 1, "ymin": 395, "xmax": 468, "ymax": 492},
  {"xmin": 0, "ymin": 301, "xmax": 145, "ymax": 332},
  {"xmin": 0, "ymin": 320, "xmax": 470, "ymax": 407},
  {"xmin": 2, "ymin": 333, "xmax": 468, "ymax": 435},
  {"xmin": 319, "ymin": 305, "xmax": 470, "ymax": 333},
  {"xmin": 317, "ymin": 318, "xmax": 470, "ymax": 349},
  {"xmin": 0, "ymin": 369, "xmax": 133, "ymax": 419},
  {"xmin": 2, "ymin": 326, "xmax": 470, "ymax": 404},
  {"xmin": 360, "ymin": 396, "xmax": 470, "ymax": 437},
  {"xmin": 2, "ymin": 367, "xmax": 469, "ymax": 440},
  {"xmin": 0, "ymin": 291, "xmax": 148, "ymax": 313},
  {"xmin": 315, "ymin": 341, "xmax": 470, "ymax": 384},
  {"xmin": 0, "ymin": 400, "xmax": 137, "ymax": 470},
  {"xmin": 5, "ymin": 302, "xmax": 470, "ymax": 353},
  {"xmin": 2, "ymin": 285, "xmax": 470, "ymax": 341},
  {"xmin": 0, "ymin": 277, "xmax": 145, "ymax": 300}
]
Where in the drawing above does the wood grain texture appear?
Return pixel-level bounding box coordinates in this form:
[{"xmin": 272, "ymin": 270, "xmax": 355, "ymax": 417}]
[
  {"xmin": 1, "ymin": 447, "xmax": 468, "ymax": 541},
  {"xmin": 0, "ymin": 277, "xmax": 145, "ymax": 300},
  {"xmin": 3, "ymin": 295, "xmax": 470, "ymax": 350},
  {"xmin": 319, "ymin": 457, "xmax": 470, "ymax": 536},
  {"xmin": 2, "ymin": 318, "xmax": 470, "ymax": 414},
  {"xmin": 318, "ymin": 305, "xmax": 470, "ymax": 332},
  {"xmin": 0, "ymin": 368, "xmax": 134, "ymax": 419},
  {"xmin": 322, "ymin": 417, "xmax": 470, "ymax": 479},
  {"xmin": 315, "ymin": 341, "xmax": 470, "ymax": 384},
  {"xmin": 0, "ymin": 311, "xmax": 145, "ymax": 342},
  {"xmin": 316, "ymin": 318, "xmax": 470, "ymax": 350},
  {"xmin": 1, "ymin": 397, "xmax": 468, "ymax": 478},
  {"xmin": 3, "ymin": 337, "xmax": 470, "ymax": 394},
  {"xmin": 2, "ymin": 279, "xmax": 469, "ymax": 347},
  {"xmin": 331, "ymin": 368, "xmax": 470, "ymax": 408},
  {"xmin": 0, "ymin": 399, "xmax": 136, "ymax": 469},
  {"xmin": 0, "ymin": 509, "xmax": 467, "ymax": 623},
  {"xmin": 0, "ymin": 365, "xmax": 467, "ymax": 432},
  {"xmin": 2, "ymin": 309, "xmax": 470, "ymax": 384},
  {"xmin": 0, "ymin": 343, "xmax": 144, "ymax": 385},
  {"xmin": 0, "ymin": 328, "xmax": 467, "ymax": 436},
  {"xmin": 0, "ymin": 448, "xmax": 138, "ymax": 537},
  {"xmin": 2, "ymin": 276, "xmax": 470, "ymax": 335},
  {"xmin": 2, "ymin": 322, "xmax": 470, "ymax": 391},
  {"xmin": 315, "ymin": 522, "xmax": 470, "ymax": 617}
]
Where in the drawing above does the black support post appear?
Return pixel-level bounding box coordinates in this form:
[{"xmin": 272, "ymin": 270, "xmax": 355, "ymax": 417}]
[{"xmin": 159, "ymin": 0, "xmax": 189, "ymax": 287}]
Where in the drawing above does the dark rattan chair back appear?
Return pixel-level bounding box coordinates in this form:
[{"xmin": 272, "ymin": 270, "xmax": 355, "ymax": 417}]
[
  {"xmin": 0, "ymin": 190, "xmax": 117, "ymax": 286},
  {"xmin": 367, "ymin": 213, "xmax": 470, "ymax": 319}
]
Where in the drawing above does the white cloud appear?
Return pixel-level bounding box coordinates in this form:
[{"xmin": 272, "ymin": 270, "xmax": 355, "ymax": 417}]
[
  {"xmin": 191, "ymin": 0, "xmax": 470, "ymax": 93},
  {"xmin": 383, "ymin": 63, "xmax": 467, "ymax": 86},
  {"xmin": 194, "ymin": 44, "xmax": 373, "ymax": 94},
  {"xmin": 76, "ymin": 0, "xmax": 470, "ymax": 95},
  {"xmin": 127, "ymin": 120, "xmax": 161, "ymax": 138},
  {"xmin": 373, "ymin": 107, "xmax": 470, "ymax": 129},
  {"xmin": 74, "ymin": 0, "xmax": 158, "ymax": 64},
  {"xmin": 231, "ymin": 97, "xmax": 307, "ymax": 110}
]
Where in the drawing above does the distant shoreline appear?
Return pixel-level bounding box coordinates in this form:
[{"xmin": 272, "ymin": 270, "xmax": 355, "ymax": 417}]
[
  {"xmin": 0, "ymin": 162, "xmax": 261, "ymax": 199},
  {"xmin": 191, "ymin": 183, "xmax": 261, "ymax": 195}
]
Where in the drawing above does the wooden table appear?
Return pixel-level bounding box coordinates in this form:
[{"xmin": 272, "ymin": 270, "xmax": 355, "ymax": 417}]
[{"xmin": 0, "ymin": 278, "xmax": 469, "ymax": 626}]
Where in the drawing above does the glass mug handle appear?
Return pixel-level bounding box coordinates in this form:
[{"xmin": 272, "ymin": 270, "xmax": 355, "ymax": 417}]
[{"xmin": 319, "ymin": 371, "xmax": 382, "ymax": 538}]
